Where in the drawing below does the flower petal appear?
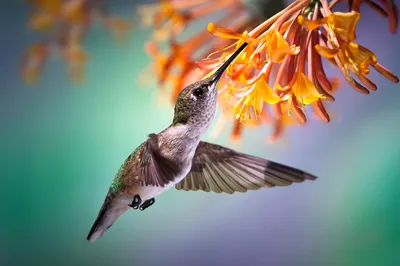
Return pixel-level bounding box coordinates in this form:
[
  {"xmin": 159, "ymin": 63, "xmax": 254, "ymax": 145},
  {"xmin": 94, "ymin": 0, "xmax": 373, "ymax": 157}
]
[
  {"xmin": 346, "ymin": 42, "xmax": 377, "ymax": 75},
  {"xmin": 207, "ymin": 23, "xmax": 244, "ymax": 39},
  {"xmin": 196, "ymin": 57, "xmax": 221, "ymax": 70},
  {"xmin": 257, "ymin": 77, "xmax": 281, "ymax": 104},
  {"xmin": 274, "ymin": 82, "xmax": 289, "ymax": 91},
  {"xmin": 315, "ymin": 45, "xmax": 340, "ymax": 59},
  {"xmin": 327, "ymin": 11, "xmax": 360, "ymax": 42},
  {"xmin": 297, "ymin": 15, "xmax": 328, "ymax": 30},
  {"xmin": 299, "ymin": 12, "xmax": 361, "ymax": 42},
  {"xmin": 292, "ymin": 73, "xmax": 325, "ymax": 105},
  {"xmin": 337, "ymin": 42, "xmax": 377, "ymax": 76},
  {"xmin": 265, "ymin": 29, "xmax": 300, "ymax": 63}
]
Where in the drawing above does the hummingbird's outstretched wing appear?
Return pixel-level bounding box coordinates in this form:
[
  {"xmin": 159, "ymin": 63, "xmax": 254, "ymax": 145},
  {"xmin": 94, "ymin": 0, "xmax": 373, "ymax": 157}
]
[{"xmin": 175, "ymin": 141, "xmax": 317, "ymax": 194}]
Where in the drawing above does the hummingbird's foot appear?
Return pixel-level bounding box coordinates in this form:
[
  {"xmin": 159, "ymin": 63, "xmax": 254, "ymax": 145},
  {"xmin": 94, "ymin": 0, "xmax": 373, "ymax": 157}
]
[
  {"xmin": 129, "ymin": 195, "xmax": 142, "ymax": 209},
  {"xmin": 139, "ymin": 198, "xmax": 155, "ymax": 211}
]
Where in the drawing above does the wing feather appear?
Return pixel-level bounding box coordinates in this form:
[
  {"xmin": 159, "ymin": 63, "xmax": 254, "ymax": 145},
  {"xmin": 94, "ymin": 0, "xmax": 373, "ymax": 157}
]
[
  {"xmin": 207, "ymin": 161, "xmax": 234, "ymax": 194},
  {"xmin": 138, "ymin": 134, "xmax": 181, "ymax": 187},
  {"xmin": 210, "ymin": 160, "xmax": 246, "ymax": 193}
]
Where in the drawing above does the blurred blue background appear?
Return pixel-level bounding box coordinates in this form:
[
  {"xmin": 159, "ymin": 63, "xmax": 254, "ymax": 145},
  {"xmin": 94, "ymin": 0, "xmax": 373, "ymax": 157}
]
[{"xmin": 1, "ymin": 1, "xmax": 399, "ymax": 266}]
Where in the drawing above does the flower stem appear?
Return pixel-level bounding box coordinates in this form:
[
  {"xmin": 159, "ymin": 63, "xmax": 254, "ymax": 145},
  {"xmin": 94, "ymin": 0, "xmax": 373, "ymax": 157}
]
[{"xmin": 249, "ymin": 0, "xmax": 308, "ymax": 37}]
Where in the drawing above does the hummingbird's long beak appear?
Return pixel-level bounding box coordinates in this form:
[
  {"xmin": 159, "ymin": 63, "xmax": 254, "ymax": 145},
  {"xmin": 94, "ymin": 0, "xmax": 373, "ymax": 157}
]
[{"xmin": 211, "ymin": 42, "xmax": 248, "ymax": 83}]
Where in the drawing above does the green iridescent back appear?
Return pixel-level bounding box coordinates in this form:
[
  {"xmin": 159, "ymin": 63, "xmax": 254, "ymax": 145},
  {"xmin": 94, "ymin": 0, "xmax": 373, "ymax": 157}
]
[{"xmin": 109, "ymin": 144, "xmax": 143, "ymax": 194}]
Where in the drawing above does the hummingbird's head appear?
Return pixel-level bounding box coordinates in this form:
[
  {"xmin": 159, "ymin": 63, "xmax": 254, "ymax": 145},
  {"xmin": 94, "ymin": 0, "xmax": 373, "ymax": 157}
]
[{"xmin": 172, "ymin": 43, "xmax": 248, "ymax": 131}]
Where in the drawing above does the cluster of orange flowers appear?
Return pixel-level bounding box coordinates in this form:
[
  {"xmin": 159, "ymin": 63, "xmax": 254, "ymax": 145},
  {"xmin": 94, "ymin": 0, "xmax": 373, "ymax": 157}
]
[
  {"xmin": 141, "ymin": 0, "xmax": 399, "ymax": 142},
  {"xmin": 21, "ymin": 0, "xmax": 398, "ymax": 143},
  {"xmin": 22, "ymin": 0, "xmax": 132, "ymax": 84}
]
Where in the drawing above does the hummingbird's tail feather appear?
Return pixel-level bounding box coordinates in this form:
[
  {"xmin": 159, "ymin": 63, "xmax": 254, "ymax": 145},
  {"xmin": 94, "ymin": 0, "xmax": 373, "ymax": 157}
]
[{"xmin": 87, "ymin": 195, "xmax": 130, "ymax": 243}]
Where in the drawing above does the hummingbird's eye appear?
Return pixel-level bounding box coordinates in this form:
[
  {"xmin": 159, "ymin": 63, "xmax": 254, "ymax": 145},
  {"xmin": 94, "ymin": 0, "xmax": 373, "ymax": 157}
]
[{"xmin": 192, "ymin": 88, "xmax": 204, "ymax": 98}]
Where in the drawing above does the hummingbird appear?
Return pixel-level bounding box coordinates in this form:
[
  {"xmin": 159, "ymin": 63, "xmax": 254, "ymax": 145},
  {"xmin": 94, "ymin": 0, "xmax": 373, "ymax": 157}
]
[{"xmin": 87, "ymin": 43, "xmax": 318, "ymax": 243}]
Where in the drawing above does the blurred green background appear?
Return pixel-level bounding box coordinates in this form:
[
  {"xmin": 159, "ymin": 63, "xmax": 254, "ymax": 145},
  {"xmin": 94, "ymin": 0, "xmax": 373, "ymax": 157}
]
[{"xmin": 1, "ymin": 1, "xmax": 399, "ymax": 266}]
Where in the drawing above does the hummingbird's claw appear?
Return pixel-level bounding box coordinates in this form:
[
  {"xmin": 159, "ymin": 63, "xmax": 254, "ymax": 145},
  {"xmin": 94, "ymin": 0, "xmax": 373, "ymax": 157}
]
[
  {"xmin": 129, "ymin": 195, "xmax": 142, "ymax": 209},
  {"xmin": 139, "ymin": 198, "xmax": 155, "ymax": 211}
]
